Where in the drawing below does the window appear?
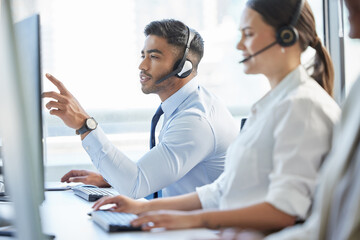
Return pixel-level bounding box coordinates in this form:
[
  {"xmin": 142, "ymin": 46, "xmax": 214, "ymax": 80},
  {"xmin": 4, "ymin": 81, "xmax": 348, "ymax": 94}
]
[{"xmin": 342, "ymin": 1, "xmax": 360, "ymax": 94}]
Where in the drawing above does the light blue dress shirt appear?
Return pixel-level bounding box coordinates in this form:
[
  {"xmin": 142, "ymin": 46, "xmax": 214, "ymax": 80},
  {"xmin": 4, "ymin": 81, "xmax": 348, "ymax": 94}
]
[{"xmin": 82, "ymin": 78, "xmax": 238, "ymax": 198}]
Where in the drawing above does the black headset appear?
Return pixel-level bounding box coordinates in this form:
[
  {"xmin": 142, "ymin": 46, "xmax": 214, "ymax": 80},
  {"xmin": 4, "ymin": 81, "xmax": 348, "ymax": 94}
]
[
  {"xmin": 276, "ymin": 0, "xmax": 304, "ymax": 47},
  {"xmin": 156, "ymin": 26, "xmax": 195, "ymax": 84},
  {"xmin": 239, "ymin": 0, "xmax": 305, "ymax": 63}
]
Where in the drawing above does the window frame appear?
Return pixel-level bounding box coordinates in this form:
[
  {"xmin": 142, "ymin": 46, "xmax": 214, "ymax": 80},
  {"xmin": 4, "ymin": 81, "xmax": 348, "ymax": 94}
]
[{"xmin": 324, "ymin": 0, "xmax": 346, "ymax": 104}]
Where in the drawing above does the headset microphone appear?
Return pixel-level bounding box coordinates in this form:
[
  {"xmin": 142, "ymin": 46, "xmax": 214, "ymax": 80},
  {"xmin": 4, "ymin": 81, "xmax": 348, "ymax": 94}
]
[
  {"xmin": 239, "ymin": 41, "xmax": 277, "ymax": 64},
  {"xmin": 155, "ymin": 60, "xmax": 193, "ymax": 84},
  {"xmin": 156, "ymin": 26, "xmax": 195, "ymax": 84},
  {"xmin": 155, "ymin": 70, "xmax": 177, "ymax": 85},
  {"xmin": 239, "ymin": 0, "xmax": 304, "ymax": 64}
]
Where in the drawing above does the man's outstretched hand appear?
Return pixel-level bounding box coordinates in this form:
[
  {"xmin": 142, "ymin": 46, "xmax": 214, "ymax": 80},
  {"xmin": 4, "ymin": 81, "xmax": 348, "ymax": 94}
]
[{"xmin": 42, "ymin": 73, "xmax": 89, "ymax": 130}]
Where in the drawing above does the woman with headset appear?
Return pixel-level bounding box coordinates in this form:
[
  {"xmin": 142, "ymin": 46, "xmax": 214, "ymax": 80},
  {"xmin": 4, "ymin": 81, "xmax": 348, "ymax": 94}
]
[{"xmin": 92, "ymin": 0, "xmax": 340, "ymax": 232}]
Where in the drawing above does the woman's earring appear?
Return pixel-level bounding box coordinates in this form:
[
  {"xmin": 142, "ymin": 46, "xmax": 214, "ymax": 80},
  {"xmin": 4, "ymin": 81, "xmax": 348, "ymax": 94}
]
[{"xmin": 281, "ymin": 48, "xmax": 285, "ymax": 54}]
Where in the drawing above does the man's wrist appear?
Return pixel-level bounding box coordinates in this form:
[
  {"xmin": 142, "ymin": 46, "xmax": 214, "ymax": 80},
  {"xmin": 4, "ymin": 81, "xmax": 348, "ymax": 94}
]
[{"xmin": 76, "ymin": 117, "xmax": 98, "ymax": 135}]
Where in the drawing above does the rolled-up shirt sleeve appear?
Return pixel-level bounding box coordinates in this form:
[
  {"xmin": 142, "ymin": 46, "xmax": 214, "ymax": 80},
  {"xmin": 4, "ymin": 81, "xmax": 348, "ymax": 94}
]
[
  {"xmin": 82, "ymin": 113, "xmax": 215, "ymax": 199},
  {"xmin": 196, "ymin": 172, "xmax": 226, "ymax": 209},
  {"xmin": 265, "ymin": 97, "xmax": 338, "ymax": 219}
]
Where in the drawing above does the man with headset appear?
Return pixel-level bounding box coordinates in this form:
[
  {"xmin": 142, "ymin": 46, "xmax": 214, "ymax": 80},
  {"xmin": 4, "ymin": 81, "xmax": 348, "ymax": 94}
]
[{"xmin": 43, "ymin": 19, "xmax": 238, "ymax": 199}]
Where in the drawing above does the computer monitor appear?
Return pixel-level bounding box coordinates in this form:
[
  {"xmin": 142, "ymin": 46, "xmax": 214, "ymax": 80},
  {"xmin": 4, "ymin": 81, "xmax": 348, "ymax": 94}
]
[
  {"xmin": 13, "ymin": 11, "xmax": 45, "ymax": 203},
  {"xmin": 0, "ymin": 0, "xmax": 46, "ymax": 238},
  {"xmin": 0, "ymin": 10, "xmax": 45, "ymax": 205}
]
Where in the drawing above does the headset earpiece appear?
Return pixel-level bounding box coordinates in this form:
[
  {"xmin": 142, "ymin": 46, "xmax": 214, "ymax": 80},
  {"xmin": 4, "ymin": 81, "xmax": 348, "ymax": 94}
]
[
  {"xmin": 276, "ymin": 26, "xmax": 299, "ymax": 47},
  {"xmin": 239, "ymin": 0, "xmax": 304, "ymax": 64},
  {"xmin": 173, "ymin": 27, "xmax": 194, "ymax": 78},
  {"xmin": 155, "ymin": 26, "xmax": 195, "ymax": 84},
  {"xmin": 176, "ymin": 60, "xmax": 193, "ymax": 78},
  {"xmin": 276, "ymin": 0, "xmax": 304, "ymax": 47}
]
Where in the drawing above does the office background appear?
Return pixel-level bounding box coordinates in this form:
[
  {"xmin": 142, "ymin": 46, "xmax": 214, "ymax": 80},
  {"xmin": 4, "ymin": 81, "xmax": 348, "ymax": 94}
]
[{"xmin": 8, "ymin": 0, "xmax": 360, "ymax": 182}]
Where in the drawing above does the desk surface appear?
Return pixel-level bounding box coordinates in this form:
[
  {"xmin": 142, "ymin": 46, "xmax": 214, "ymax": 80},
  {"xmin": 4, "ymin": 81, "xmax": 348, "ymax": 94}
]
[{"xmin": 41, "ymin": 190, "xmax": 220, "ymax": 240}]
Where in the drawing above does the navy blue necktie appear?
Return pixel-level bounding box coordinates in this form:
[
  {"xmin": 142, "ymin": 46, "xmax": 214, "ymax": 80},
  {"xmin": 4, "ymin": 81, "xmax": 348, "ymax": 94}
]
[
  {"xmin": 148, "ymin": 105, "xmax": 163, "ymax": 199},
  {"xmin": 150, "ymin": 105, "xmax": 164, "ymax": 149}
]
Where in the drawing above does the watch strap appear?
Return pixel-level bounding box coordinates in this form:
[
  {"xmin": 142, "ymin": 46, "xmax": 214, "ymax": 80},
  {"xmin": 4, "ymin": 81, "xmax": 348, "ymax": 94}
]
[{"xmin": 76, "ymin": 117, "xmax": 97, "ymax": 135}]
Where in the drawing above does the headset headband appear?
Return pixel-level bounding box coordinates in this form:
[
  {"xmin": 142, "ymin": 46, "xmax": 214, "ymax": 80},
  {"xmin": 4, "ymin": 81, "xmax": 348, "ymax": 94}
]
[
  {"xmin": 174, "ymin": 26, "xmax": 195, "ymax": 73},
  {"xmin": 290, "ymin": 0, "xmax": 304, "ymax": 26},
  {"xmin": 155, "ymin": 26, "xmax": 195, "ymax": 83}
]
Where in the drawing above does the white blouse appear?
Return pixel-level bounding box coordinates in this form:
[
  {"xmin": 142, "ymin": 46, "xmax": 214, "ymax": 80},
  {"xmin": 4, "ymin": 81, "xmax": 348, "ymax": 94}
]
[
  {"xmin": 265, "ymin": 77, "xmax": 360, "ymax": 240},
  {"xmin": 196, "ymin": 65, "xmax": 341, "ymax": 219}
]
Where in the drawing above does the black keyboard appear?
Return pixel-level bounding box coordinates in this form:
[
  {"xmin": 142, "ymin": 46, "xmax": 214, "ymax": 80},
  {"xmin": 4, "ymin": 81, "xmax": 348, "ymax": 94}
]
[
  {"xmin": 72, "ymin": 185, "xmax": 115, "ymax": 202},
  {"xmin": 91, "ymin": 211, "xmax": 141, "ymax": 232}
]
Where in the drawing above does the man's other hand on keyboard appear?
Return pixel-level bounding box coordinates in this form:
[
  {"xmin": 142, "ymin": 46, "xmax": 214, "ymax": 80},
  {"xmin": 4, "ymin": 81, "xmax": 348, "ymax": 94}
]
[
  {"xmin": 61, "ymin": 170, "xmax": 111, "ymax": 188},
  {"xmin": 92, "ymin": 195, "xmax": 145, "ymax": 215}
]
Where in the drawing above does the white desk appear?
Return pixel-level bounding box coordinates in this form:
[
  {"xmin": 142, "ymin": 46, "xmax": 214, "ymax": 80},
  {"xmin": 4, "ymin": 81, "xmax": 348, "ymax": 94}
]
[{"xmin": 41, "ymin": 190, "xmax": 220, "ymax": 240}]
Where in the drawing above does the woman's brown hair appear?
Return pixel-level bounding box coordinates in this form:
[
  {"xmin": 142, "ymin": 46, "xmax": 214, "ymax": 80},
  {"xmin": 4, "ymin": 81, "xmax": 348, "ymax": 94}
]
[{"xmin": 246, "ymin": 0, "xmax": 334, "ymax": 96}]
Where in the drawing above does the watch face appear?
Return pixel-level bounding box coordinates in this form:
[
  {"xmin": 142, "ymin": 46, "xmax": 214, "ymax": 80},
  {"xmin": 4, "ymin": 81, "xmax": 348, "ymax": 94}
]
[{"xmin": 86, "ymin": 118, "xmax": 97, "ymax": 130}]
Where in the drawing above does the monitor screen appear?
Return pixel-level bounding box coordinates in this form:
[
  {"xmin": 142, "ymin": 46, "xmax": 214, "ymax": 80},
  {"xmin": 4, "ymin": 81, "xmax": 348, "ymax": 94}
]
[
  {"xmin": 14, "ymin": 14, "xmax": 45, "ymax": 203},
  {"xmin": 0, "ymin": 14, "xmax": 45, "ymax": 203},
  {"xmin": 0, "ymin": 3, "xmax": 45, "ymax": 237}
]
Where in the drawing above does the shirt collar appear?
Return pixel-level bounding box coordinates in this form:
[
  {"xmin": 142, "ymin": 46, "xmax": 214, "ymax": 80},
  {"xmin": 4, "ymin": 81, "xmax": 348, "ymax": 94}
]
[
  {"xmin": 161, "ymin": 78, "xmax": 199, "ymax": 119},
  {"xmin": 251, "ymin": 65, "xmax": 309, "ymax": 115}
]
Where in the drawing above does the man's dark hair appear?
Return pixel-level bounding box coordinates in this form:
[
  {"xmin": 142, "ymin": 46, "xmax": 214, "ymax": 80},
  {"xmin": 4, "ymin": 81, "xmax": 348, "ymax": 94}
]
[{"xmin": 144, "ymin": 19, "xmax": 204, "ymax": 71}]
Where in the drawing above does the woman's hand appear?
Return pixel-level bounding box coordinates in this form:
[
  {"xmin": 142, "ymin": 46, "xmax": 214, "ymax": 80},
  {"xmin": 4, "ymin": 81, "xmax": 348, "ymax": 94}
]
[
  {"xmin": 131, "ymin": 210, "xmax": 203, "ymax": 230},
  {"xmin": 92, "ymin": 195, "xmax": 146, "ymax": 215}
]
